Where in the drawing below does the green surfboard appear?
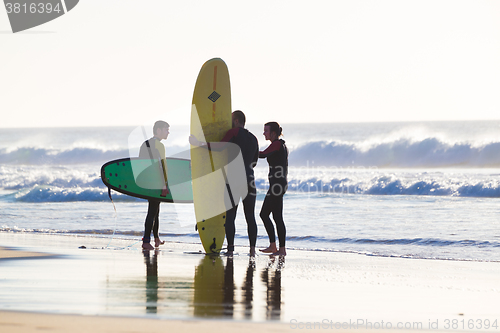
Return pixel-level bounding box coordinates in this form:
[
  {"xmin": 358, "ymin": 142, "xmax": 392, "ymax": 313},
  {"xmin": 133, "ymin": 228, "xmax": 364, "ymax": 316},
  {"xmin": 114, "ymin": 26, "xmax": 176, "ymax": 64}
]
[{"xmin": 101, "ymin": 157, "xmax": 193, "ymax": 203}]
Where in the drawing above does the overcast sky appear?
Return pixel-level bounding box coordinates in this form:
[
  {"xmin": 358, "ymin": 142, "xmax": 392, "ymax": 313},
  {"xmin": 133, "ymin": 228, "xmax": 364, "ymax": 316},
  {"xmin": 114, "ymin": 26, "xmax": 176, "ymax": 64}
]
[{"xmin": 1, "ymin": 0, "xmax": 499, "ymax": 128}]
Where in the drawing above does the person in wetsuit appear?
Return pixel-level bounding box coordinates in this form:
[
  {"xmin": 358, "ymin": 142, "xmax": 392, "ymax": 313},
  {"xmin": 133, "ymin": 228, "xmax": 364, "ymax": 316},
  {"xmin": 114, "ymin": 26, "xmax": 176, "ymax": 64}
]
[
  {"xmin": 189, "ymin": 111, "xmax": 259, "ymax": 256},
  {"xmin": 139, "ymin": 120, "xmax": 170, "ymax": 250},
  {"xmin": 259, "ymin": 122, "xmax": 288, "ymax": 256}
]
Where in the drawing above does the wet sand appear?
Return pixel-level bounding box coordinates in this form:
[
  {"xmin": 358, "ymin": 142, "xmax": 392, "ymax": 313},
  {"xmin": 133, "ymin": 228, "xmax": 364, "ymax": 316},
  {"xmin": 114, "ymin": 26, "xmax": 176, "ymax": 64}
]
[
  {"xmin": 0, "ymin": 310, "xmax": 293, "ymax": 333},
  {"xmin": 1, "ymin": 232, "xmax": 500, "ymax": 331},
  {"xmin": 0, "ymin": 246, "xmax": 57, "ymax": 260}
]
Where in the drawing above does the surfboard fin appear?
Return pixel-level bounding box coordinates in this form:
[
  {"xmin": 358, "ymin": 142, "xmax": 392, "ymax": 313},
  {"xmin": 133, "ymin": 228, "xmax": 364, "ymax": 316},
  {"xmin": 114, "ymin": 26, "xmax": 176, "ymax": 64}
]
[{"xmin": 209, "ymin": 237, "xmax": 217, "ymax": 253}]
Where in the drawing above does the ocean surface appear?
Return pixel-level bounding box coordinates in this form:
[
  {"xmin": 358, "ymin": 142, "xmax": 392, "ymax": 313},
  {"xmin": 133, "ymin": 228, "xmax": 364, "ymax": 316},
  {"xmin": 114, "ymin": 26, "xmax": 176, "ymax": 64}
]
[{"xmin": 1, "ymin": 122, "xmax": 500, "ymax": 262}]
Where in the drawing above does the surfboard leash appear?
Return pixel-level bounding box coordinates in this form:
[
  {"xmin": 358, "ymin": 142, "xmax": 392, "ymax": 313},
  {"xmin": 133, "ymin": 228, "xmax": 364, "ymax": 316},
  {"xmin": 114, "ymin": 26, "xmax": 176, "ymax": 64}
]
[
  {"xmin": 107, "ymin": 187, "xmax": 117, "ymax": 214},
  {"xmin": 105, "ymin": 187, "xmax": 118, "ymax": 249},
  {"xmin": 105, "ymin": 188, "xmax": 143, "ymax": 251}
]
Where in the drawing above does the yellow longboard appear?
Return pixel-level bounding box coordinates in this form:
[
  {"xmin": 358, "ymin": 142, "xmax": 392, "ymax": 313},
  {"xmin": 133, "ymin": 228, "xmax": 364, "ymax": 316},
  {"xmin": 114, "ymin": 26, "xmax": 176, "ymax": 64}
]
[{"xmin": 190, "ymin": 58, "xmax": 232, "ymax": 254}]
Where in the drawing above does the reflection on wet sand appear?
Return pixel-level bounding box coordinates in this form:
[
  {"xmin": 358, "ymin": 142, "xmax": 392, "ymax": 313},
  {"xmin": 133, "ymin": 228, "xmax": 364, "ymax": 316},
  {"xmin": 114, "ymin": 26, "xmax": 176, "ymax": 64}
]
[
  {"xmin": 143, "ymin": 250, "xmax": 159, "ymax": 314},
  {"xmin": 261, "ymin": 256, "xmax": 284, "ymax": 320},
  {"xmin": 223, "ymin": 257, "xmax": 235, "ymax": 317},
  {"xmin": 242, "ymin": 257, "xmax": 255, "ymax": 319},
  {"xmin": 139, "ymin": 250, "xmax": 284, "ymax": 319},
  {"xmin": 193, "ymin": 256, "xmax": 225, "ymax": 317},
  {"xmin": 140, "ymin": 250, "xmax": 193, "ymax": 316},
  {"xmin": 192, "ymin": 255, "xmax": 284, "ymax": 320}
]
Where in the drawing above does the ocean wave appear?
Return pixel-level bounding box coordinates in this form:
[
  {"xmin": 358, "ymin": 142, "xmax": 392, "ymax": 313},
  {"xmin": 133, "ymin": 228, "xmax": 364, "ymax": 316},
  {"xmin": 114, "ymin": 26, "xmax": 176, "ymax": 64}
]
[
  {"xmin": 256, "ymin": 174, "xmax": 500, "ymax": 197},
  {"xmin": 286, "ymin": 235, "xmax": 500, "ymax": 248},
  {"xmin": 0, "ymin": 145, "xmax": 189, "ymax": 165},
  {"xmin": 10, "ymin": 185, "xmax": 142, "ymax": 203},
  {"xmin": 4, "ymin": 136, "xmax": 500, "ymax": 168},
  {"xmin": 0, "ymin": 170, "xmax": 102, "ymax": 191},
  {"xmin": 2, "ymin": 173, "xmax": 500, "ymax": 202},
  {"xmin": 0, "ymin": 226, "xmax": 199, "ymax": 240},
  {"xmin": 5, "ymin": 226, "xmax": 496, "ymax": 250},
  {"xmin": 289, "ymin": 138, "xmax": 500, "ymax": 168},
  {"xmin": 0, "ymin": 147, "xmax": 129, "ymax": 165},
  {"xmin": 2, "ymin": 156, "xmax": 500, "ymax": 202}
]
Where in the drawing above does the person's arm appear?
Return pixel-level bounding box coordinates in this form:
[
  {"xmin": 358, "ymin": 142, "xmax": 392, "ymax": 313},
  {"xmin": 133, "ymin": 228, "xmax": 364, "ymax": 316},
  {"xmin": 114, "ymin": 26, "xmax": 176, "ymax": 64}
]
[
  {"xmin": 189, "ymin": 128, "xmax": 238, "ymax": 151},
  {"xmin": 156, "ymin": 141, "xmax": 169, "ymax": 196},
  {"xmin": 159, "ymin": 159, "xmax": 169, "ymax": 196},
  {"xmin": 259, "ymin": 140, "xmax": 281, "ymax": 158}
]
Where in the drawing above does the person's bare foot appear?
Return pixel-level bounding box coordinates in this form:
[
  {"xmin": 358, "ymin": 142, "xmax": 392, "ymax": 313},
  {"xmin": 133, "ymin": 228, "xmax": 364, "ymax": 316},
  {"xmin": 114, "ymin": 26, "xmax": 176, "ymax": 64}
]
[
  {"xmin": 249, "ymin": 246, "xmax": 256, "ymax": 257},
  {"xmin": 259, "ymin": 243, "xmax": 277, "ymax": 253},
  {"xmin": 224, "ymin": 251, "xmax": 234, "ymax": 257},
  {"xmin": 272, "ymin": 247, "xmax": 287, "ymax": 256},
  {"xmin": 155, "ymin": 238, "xmax": 165, "ymax": 247},
  {"xmin": 142, "ymin": 243, "xmax": 154, "ymax": 250}
]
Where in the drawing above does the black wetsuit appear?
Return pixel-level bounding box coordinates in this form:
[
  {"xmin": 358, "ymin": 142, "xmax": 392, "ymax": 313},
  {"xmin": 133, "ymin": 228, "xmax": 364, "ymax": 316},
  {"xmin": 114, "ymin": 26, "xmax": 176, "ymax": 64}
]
[
  {"xmin": 139, "ymin": 137, "xmax": 166, "ymax": 244},
  {"xmin": 221, "ymin": 127, "xmax": 259, "ymax": 252},
  {"xmin": 259, "ymin": 139, "xmax": 288, "ymax": 248}
]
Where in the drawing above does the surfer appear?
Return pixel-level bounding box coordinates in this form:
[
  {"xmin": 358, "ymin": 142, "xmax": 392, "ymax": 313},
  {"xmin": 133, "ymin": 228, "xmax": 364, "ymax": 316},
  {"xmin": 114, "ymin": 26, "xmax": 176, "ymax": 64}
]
[
  {"xmin": 189, "ymin": 111, "xmax": 259, "ymax": 256},
  {"xmin": 259, "ymin": 122, "xmax": 288, "ymax": 256},
  {"xmin": 139, "ymin": 121, "xmax": 170, "ymax": 251}
]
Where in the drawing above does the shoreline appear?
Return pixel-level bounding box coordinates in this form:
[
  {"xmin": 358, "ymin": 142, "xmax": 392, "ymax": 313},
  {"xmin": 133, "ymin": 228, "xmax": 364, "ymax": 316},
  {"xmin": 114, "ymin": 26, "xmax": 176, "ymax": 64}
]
[{"xmin": 1, "ymin": 232, "xmax": 500, "ymax": 330}]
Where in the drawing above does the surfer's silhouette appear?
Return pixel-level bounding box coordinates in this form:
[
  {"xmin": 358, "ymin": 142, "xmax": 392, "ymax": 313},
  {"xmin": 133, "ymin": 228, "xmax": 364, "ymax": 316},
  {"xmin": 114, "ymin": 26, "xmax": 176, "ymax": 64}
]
[
  {"xmin": 189, "ymin": 111, "xmax": 259, "ymax": 256},
  {"xmin": 259, "ymin": 122, "xmax": 288, "ymax": 256},
  {"xmin": 139, "ymin": 121, "xmax": 170, "ymax": 250}
]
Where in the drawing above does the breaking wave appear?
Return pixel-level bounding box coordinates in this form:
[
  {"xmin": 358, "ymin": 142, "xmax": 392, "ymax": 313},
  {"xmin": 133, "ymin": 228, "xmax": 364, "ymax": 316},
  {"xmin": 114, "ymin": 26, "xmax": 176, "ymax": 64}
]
[
  {"xmin": 0, "ymin": 147, "xmax": 129, "ymax": 165},
  {"xmin": 289, "ymin": 138, "xmax": 500, "ymax": 168}
]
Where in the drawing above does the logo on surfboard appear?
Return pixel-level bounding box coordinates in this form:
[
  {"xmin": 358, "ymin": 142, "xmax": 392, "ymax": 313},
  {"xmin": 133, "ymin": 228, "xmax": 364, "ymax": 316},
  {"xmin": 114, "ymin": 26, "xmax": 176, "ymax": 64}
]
[
  {"xmin": 207, "ymin": 91, "xmax": 221, "ymax": 103},
  {"xmin": 3, "ymin": 0, "xmax": 79, "ymax": 33}
]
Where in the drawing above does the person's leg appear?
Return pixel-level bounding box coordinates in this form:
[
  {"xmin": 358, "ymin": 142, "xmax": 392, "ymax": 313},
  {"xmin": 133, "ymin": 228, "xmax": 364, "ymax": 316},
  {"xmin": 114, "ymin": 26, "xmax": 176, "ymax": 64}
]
[
  {"xmin": 271, "ymin": 194, "xmax": 286, "ymax": 256},
  {"xmin": 259, "ymin": 192, "xmax": 277, "ymax": 253},
  {"xmin": 225, "ymin": 204, "xmax": 238, "ymax": 253},
  {"xmin": 152, "ymin": 203, "xmax": 160, "ymax": 238},
  {"xmin": 143, "ymin": 200, "xmax": 160, "ymax": 250},
  {"xmin": 242, "ymin": 183, "xmax": 257, "ymax": 255},
  {"xmin": 152, "ymin": 203, "xmax": 164, "ymax": 247}
]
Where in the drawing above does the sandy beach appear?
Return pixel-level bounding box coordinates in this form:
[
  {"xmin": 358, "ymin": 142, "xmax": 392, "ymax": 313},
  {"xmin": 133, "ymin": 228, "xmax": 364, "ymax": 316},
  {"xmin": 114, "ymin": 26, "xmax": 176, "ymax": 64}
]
[
  {"xmin": 0, "ymin": 310, "xmax": 293, "ymax": 333},
  {"xmin": 1, "ymin": 232, "xmax": 499, "ymax": 332}
]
